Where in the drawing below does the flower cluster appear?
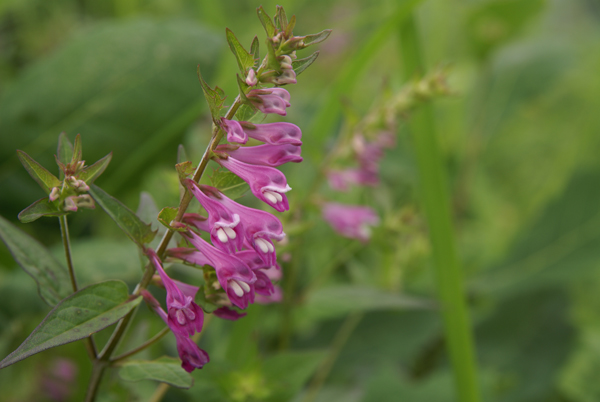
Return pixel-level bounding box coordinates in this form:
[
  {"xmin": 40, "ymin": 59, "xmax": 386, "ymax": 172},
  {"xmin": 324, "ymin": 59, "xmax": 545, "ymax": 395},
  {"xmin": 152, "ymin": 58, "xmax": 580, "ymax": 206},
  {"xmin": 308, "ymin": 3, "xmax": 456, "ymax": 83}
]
[{"xmin": 140, "ymin": 6, "xmax": 327, "ymax": 372}]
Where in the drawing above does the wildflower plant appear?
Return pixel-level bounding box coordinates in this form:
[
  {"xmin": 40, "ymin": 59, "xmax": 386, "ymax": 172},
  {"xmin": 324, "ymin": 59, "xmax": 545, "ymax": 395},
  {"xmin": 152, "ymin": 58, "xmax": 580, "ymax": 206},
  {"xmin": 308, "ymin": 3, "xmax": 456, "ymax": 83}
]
[{"xmin": 0, "ymin": 6, "xmax": 330, "ymax": 401}]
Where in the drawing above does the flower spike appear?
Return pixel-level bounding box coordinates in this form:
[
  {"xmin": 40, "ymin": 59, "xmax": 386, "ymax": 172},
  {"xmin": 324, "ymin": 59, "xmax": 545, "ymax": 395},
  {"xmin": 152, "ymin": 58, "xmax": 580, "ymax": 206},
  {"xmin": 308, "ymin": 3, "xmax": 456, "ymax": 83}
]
[{"xmin": 216, "ymin": 143, "xmax": 302, "ymax": 167}]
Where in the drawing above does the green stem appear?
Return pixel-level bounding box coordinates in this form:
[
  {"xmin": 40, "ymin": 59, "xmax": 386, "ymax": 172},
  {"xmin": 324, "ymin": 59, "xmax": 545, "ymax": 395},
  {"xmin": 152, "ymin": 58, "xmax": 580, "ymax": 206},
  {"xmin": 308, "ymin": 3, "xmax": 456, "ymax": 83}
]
[
  {"xmin": 398, "ymin": 14, "xmax": 481, "ymax": 402},
  {"xmin": 301, "ymin": 313, "xmax": 363, "ymax": 402},
  {"xmin": 84, "ymin": 360, "xmax": 108, "ymax": 402},
  {"xmin": 59, "ymin": 215, "xmax": 98, "ymax": 359},
  {"xmin": 110, "ymin": 326, "xmax": 171, "ymax": 363}
]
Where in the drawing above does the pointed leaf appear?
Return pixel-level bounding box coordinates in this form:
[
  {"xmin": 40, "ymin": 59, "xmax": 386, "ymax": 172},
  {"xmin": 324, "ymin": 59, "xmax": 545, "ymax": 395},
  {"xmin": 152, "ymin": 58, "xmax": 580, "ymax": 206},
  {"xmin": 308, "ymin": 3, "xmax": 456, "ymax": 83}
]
[
  {"xmin": 0, "ymin": 214, "xmax": 71, "ymax": 305},
  {"xmin": 197, "ymin": 67, "xmax": 226, "ymax": 124},
  {"xmin": 275, "ymin": 5, "xmax": 288, "ymax": 31},
  {"xmin": 302, "ymin": 29, "xmax": 332, "ymax": 47},
  {"xmin": 17, "ymin": 150, "xmax": 61, "ymax": 194},
  {"xmin": 284, "ymin": 15, "xmax": 296, "ymax": 38},
  {"xmin": 57, "ymin": 132, "xmax": 74, "ymax": 168},
  {"xmin": 234, "ymin": 103, "xmax": 261, "ymax": 123},
  {"xmin": 250, "ymin": 36, "xmax": 260, "ymax": 63},
  {"xmin": 257, "ymin": 6, "xmax": 277, "ymax": 37},
  {"xmin": 158, "ymin": 207, "xmax": 186, "ymax": 232},
  {"xmin": 119, "ymin": 356, "xmax": 193, "ymax": 388},
  {"xmin": 0, "ymin": 280, "xmax": 142, "ymax": 369},
  {"xmin": 79, "ymin": 152, "xmax": 112, "ymax": 185},
  {"xmin": 89, "ymin": 184, "xmax": 156, "ymax": 247},
  {"xmin": 209, "ymin": 169, "xmax": 249, "ymax": 200},
  {"xmin": 226, "ymin": 28, "xmax": 255, "ymax": 74},
  {"xmin": 71, "ymin": 134, "xmax": 83, "ymax": 165},
  {"xmin": 292, "ymin": 51, "xmax": 320, "ymax": 76},
  {"xmin": 18, "ymin": 198, "xmax": 67, "ymax": 223},
  {"xmin": 177, "ymin": 144, "xmax": 189, "ymax": 164}
]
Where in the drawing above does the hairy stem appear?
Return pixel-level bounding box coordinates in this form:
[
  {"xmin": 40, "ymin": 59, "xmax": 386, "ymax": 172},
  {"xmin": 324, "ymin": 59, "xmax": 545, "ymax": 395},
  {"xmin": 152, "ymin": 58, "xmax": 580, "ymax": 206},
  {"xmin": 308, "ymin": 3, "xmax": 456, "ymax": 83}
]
[{"xmin": 59, "ymin": 215, "xmax": 97, "ymax": 359}]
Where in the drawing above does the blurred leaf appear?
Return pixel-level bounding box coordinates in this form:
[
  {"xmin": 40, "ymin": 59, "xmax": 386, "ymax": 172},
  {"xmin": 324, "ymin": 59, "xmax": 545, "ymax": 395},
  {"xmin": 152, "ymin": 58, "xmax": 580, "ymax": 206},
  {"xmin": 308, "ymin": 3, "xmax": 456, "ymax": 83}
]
[
  {"xmin": 119, "ymin": 356, "xmax": 193, "ymax": 389},
  {"xmin": 0, "ymin": 280, "xmax": 141, "ymax": 369},
  {"xmin": 0, "ymin": 20, "xmax": 221, "ymax": 215},
  {"xmin": 16, "ymin": 150, "xmax": 61, "ymax": 194},
  {"xmin": 257, "ymin": 6, "xmax": 277, "ymax": 37},
  {"xmin": 197, "ymin": 67, "xmax": 226, "ymax": 124},
  {"xmin": 71, "ymin": 134, "xmax": 82, "ymax": 165},
  {"xmin": 262, "ymin": 350, "xmax": 327, "ymax": 402},
  {"xmin": 158, "ymin": 207, "xmax": 186, "ymax": 232},
  {"xmin": 56, "ymin": 132, "xmax": 73, "ymax": 171},
  {"xmin": 136, "ymin": 192, "xmax": 159, "ymax": 229},
  {"xmin": 226, "ymin": 28, "xmax": 255, "ymax": 74},
  {"xmin": 177, "ymin": 144, "xmax": 189, "ymax": 164},
  {"xmin": 301, "ymin": 29, "xmax": 332, "ymax": 47},
  {"xmin": 195, "ymin": 290, "xmax": 219, "ymax": 313},
  {"xmin": 176, "ymin": 161, "xmax": 195, "ymax": 184},
  {"xmin": 300, "ymin": 285, "xmax": 434, "ymax": 320},
  {"xmin": 89, "ymin": 184, "xmax": 156, "ymax": 247},
  {"xmin": 0, "ymin": 214, "xmax": 70, "ymax": 306},
  {"xmin": 209, "ymin": 169, "xmax": 249, "ymax": 200},
  {"xmin": 234, "ymin": 103, "xmax": 260, "ymax": 123},
  {"xmin": 293, "ymin": 51, "xmax": 319, "ymax": 76},
  {"xmin": 79, "ymin": 152, "xmax": 112, "ymax": 185},
  {"xmin": 18, "ymin": 197, "xmax": 66, "ymax": 223},
  {"xmin": 250, "ymin": 36, "xmax": 260, "ymax": 63}
]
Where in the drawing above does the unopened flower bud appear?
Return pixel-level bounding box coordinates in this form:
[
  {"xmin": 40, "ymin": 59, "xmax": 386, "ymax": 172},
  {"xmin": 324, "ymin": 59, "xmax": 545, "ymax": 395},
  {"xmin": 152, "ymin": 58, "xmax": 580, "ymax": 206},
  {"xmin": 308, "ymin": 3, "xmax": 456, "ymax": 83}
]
[
  {"xmin": 245, "ymin": 68, "xmax": 258, "ymax": 86},
  {"xmin": 63, "ymin": 197, "xmax": 78, "ymax": 212},
  {"xmin": 49, "ymin": 187, "xmax": 61, "ymax": 202}
]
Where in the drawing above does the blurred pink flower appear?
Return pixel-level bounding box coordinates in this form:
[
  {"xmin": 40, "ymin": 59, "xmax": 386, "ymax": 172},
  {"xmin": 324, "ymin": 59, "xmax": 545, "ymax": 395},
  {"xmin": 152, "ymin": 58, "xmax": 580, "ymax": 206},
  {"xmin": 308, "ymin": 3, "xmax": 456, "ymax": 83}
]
[{"xmin": 322, "ymin": 203, "xmax": 379, "ymax": 242}]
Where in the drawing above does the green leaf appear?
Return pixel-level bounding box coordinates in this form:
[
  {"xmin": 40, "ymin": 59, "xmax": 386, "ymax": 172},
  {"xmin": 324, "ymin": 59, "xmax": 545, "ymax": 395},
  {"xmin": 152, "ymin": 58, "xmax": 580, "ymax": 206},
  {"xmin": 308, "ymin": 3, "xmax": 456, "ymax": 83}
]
[
  {"xmin": 176, "ymin": 161, "xmax": 195, "ymax": 184},
  {"xmin": 209, "ymin": 169, "xmax": 249, "ymax": 200},
  {"xmin": 300, "ymin": 285, "xmax": 435, "ymax": 320},
  {"xmin": 177, "ymin": 144, "xmax": 189, "ymax": 164},
  {"xmin": 250, "ymin": 36, "xmax": 260, "ymax": 63},
  {"xmin": 18, "ymin": 198, "xmax": 67, "ymax": 223},
  {"xmin": 0, "ymin": 214, "xmax": 71, "ymax": 306},
  {"xmin": 0, "ymin": 280, "xmax": 142, "ymax": 369},
  {"xmin": 197, "ymin": 67, "xmax": 226, "ymax": 124},
  {"xmin": 257, "ymin": 6, "xmax": 277, "ymax": 37},
  {"xmin": 195, "ymin": 290, "xmax": 219, "ymax": 313},
  {"xmin": 234, "ymin": 103, "xmax": 260, "ymax": 123},
  {"xmin": 157, "ymin": 207, "xmax": 186, "ymax": 232},
  {"xmin": 56, "ymin": 132, "xmax": 74, "ymax": 168},
  {"xmin": 226, "ymin": 28, "xmax": 255, "ymax": 74},
  {"xmin": 301, "ymin": 29, "xmax": 332, "ymax": 47},
  {"xmin": 71, "ymin": 134, "xmax": 83, "ymax": 165},
  {"xmin": 119, "ymin": 356, "xmax": 193, "ymax": 388},
  {"xmin": 262, "ymin": 351, "xmax": 327, "ymax": 402},
  {"xmin": 292, "ymin": 51, "xmax": 320, "ymax": 76},
  {"xmin": 16, "ymin": 150, "xmax": 61, "ymax": 194},
  {"xmin": 274, "ymin": 5, "xmax": 288, "ymax": 31},
  {"xmin": 78, "ymin": 152, "xmax": 112, "ymax": 185},
  {"xmin": 89, "ymin": 184, "xmax": 156, "ymax": 247}
]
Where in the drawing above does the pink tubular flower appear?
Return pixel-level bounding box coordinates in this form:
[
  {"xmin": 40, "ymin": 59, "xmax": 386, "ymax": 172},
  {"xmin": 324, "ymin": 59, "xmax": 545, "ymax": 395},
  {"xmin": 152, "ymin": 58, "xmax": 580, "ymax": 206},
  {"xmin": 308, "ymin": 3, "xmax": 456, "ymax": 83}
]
[
  {"xmin": 167, "ymin": 246, "xmax": 212, "ymax": 267},
  {"xmin": 215, "ymin": 156, "xmax": 291, "ymax": 212},
  {"xmin": 141, "ymin": 290, "xmax": 209, "ymax": 372},
  {"xmin": 240, "ymin": 121, "xmax": 302, "ymax": 145},
  {"xmin": 256, "ymin": 286, "xmax": 283, "ymax": 304},
  {"xmin": 221, "ymin": 119, "xmax": 248, "ymax": 144},
  {"xmin": 322, "ymin": 203, "xmax": 380, "ymax": 242},
  {"xmin": 213, "ymin": 306, "xmax": 247, "ymax": 321},
  {"xmin": 216, "ymin": 143, "xmax": 302, "ymax": 167},
  {"xmin": 186, "ymin": 180, "xmax": 244, "ymax": 254},
  {"xmin": 147, "ymin": 249, "xmax": 204, "ymax": 337},
  {"xmin": 327, "ymin": 168, "xmax": 379, "ymax": 191},
  {"xmin": 184, "ymin": 230, "xmax": 256, "ymax": 310},
  {"xmin": 247, "ymin": 88, "xmax": 291, "ymax": 116},
  {"xmin": 206, "ymin": 189, "xmax": 285, "ymax": 266}
]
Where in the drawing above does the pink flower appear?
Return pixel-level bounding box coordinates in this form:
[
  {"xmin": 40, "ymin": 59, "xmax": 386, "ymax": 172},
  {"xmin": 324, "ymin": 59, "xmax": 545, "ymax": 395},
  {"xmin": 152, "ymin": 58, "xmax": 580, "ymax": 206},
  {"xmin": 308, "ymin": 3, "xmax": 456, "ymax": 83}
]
[
  {"xmin": 213, "ymin": 306, "xmax": 247, "ymax": 321},
  {"xmin": 247, "ymin": 88, "xmax": 291, "ymax": 116},
  {"xmin": 186, "ymin": 180, "xmax": 244, "ymax": 254},
  {"xmin": 214, "ymin": 156, "xmax": 291, "ymax": 212},
  {"xmin": 221, "ymin": 119, "xmax": 248, "ymax": 144},
  {"xmin": 322, "ymin": 203, "xmax": 380, "ymax": 242},
  {"xmin": 327, "ymin": 168, "xmax": 379, "ymax": 191},
  {"xmin": 147, "ymin": 249, "xmax": 204, "ymax": 337},
  {"xmin": 222, "ymin": 120, "xmax": 302, "ymax": 146},
  {"xmin": 216, "ymin": 143, "xmax": 302, "ymax": 167},
  {"xmin": 256, "ymin": 286, "xmax": 283, "ymax": 304},
  {"xmin": 184, "ymin": 230, "xmax": 256, "ymax": 310}
]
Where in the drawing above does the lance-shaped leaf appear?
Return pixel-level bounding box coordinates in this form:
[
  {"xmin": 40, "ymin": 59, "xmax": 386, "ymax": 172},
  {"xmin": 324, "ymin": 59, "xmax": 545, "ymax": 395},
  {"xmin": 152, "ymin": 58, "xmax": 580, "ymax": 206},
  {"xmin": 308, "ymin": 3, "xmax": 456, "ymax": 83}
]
[
  {"xmin": 79, "ymin": 152, "xmax": 112, "ymax": 185},
  {"xmin": 89, "ymin": 184, "xmax": 156, "ymax": 247},
  {"xmin": 71, "ymin": 134, "xmax": 83, "ymax": 166},
  {"xmin": 0, "ymin": 280, "xmax": 142, "ymax": 369},
  {"xmin": 292, "ymin": 51, "xmax": 320, "ymax": 76},
  {"xmin": 209, "ymin": 169, "xmax": 249, "ymax": 200},
  {"xmin": 57, "ymin": 132, "xmax": 74, "ymax": 170},
  {"xmin": 302, "ymin": 29, "xmax": 332, "ymax": 47},
  {"xmin": 119, "ymin": 356, "xmax": 193, "ymax": 388},
  {"xmin": 0, "ymin": 214, "xmax": 71, "ymax": 305},
  {"xmin": 257, "ymin": 6, "xmax": 277, "ymax": 37},
  {"xmin": 17, "ymin": 150, "xmax": 61, "ymax": 194},
  {"xmin": 250, "ymin": 36, "xmax": 260, "ymax": 62},
  {"xmin": 18, "ymin": 198, "xmax": 67, "ymax": 223},
  {"xmin": 197, "ymin": 67, "xmax": 226, "ymax": 124},
  {"xmin": 226, "ymin": 28, "xmax": 255, "ymax": 74},
  {"xmin": 275, "ymin": 5, "xmax": 288, "ymax": 31}
]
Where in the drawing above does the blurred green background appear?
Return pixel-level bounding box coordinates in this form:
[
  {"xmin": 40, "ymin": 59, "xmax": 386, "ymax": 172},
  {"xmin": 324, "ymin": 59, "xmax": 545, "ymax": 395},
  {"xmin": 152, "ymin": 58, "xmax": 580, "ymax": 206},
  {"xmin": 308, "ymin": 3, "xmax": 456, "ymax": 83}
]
[{"xmin": 2, "ymin": 0, "xmax": 600, "ymax": 401}]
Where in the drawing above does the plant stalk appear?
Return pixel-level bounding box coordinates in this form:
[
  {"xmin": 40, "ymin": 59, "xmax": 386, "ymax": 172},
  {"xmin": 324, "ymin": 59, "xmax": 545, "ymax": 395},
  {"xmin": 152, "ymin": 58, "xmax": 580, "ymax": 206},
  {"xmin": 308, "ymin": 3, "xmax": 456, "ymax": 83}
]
[
  {"xmin": 399, "ymin": 14, "xmax": 481, "ymax": 402},
  {"xmin": 110, "ymin": 326, "xmax": 171, "ymax": 363}
]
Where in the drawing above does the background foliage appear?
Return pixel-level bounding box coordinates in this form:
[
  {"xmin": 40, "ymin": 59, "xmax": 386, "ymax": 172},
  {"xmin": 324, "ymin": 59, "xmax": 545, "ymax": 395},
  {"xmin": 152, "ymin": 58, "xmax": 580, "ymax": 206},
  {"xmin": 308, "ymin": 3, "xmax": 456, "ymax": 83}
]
[{"xmin": 1, "ymin": 0, "xmax": 600, "ymax": 401}]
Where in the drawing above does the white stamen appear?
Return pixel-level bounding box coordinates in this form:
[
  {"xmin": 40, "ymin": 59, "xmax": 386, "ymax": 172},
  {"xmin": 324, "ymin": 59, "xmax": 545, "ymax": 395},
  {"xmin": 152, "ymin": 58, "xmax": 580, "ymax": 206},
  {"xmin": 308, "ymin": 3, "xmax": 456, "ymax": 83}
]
[
  {"xmin": 273, "ymin": 192, "xmax": 283, "ymax": 202},
  {"xmin": 175, "ymin": 310, "xmax": 186, "ymax": 325},
  {"xmin": 224, "ymin": 227, "xmax": 237, "ymax": 239},
  {"xmin": 255, "ymin": 238, "xmax": 270, "ymax": 253},
  {"xmin": 263, "ymin": 191, "xmax": 278, "ymax": 204},
  {"xmin": 229, "ymin": 280, "xmax": 244, "ymax": 297},
  {"xmin": 216, "ymin": 228, "xmax": 228, "ymax": 243},
  {"xmin": 237, "ymin": 280, "xmax": 251, "ymax": 293},
  {"xmin": 266, "ymin": 241, "xmax": 275, "ymax": 252}
]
